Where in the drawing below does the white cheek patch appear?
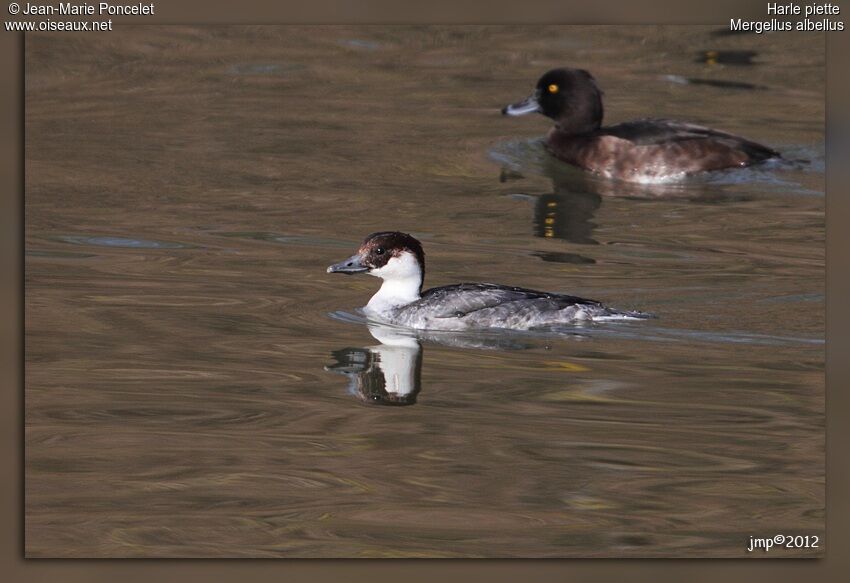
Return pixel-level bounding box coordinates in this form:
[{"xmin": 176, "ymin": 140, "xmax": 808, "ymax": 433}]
[{"xmin": 369, "ymin": 252, "xmax": 420, "ymax": 280}]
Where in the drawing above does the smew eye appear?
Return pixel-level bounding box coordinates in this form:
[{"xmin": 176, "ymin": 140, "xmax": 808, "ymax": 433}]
[{"xmin": 375, "ymin": 247, "xmax": 385, "ymax": 255}]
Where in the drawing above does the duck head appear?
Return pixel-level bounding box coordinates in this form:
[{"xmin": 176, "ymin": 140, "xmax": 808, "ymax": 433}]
[
  {"xmin": 502, "ymin": 67, "xmax": 604, "ymax": 135},
  {"xmin": 328, "ymin": 231, "xmax": 426, "ymax": 312}
]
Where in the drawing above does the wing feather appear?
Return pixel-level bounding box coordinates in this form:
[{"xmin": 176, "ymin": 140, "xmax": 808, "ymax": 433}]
[
  {"xmin": 418, "ymin": 283, "xmax": 600, "ymax": 319},
  {"xmin": 604, "ymin": 119, "xmax": 779, "ymax": 160}
]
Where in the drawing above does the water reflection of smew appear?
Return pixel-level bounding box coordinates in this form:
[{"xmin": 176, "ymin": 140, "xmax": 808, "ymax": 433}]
[
  {"xmin": 325, "ymin": 323, "xmax": 535, "ymax": 406},
  {"xmin": 325, "ymin": 325, "xmax": 423, "ymax": 406}
]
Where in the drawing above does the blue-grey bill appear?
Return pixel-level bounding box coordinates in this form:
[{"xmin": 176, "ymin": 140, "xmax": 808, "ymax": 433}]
[
  {"xmin": 327, "ymin": 254, "xmax": 369, "ymax": 274},
  {"xmin": 502, "ymin": 95, "xmax": 541, "ymax": 116}
]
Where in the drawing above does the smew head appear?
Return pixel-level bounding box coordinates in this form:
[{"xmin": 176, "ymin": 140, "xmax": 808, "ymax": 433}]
[{"xmin": 327, "ymin": 231, "xmax": 426, "ymax": 294}]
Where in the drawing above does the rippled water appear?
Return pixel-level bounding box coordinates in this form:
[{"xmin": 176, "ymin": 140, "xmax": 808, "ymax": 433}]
[{"xmin": 25, "ymin": 26, "xmax": 824, "ymax": 557}]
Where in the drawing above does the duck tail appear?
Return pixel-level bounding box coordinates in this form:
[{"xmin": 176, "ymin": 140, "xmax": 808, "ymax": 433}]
[{"xmin": 599, "ymin": 308, "xmax": 656, "ymax": 321}]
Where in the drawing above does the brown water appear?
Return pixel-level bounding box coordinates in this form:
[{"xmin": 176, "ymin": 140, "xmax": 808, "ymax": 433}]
[{"xmin": 25, "ymin": 26, "xmax": 824, "ymax": 558}]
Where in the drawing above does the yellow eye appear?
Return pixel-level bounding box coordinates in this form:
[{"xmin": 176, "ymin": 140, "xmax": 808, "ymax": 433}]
[{"xmin": 548, "ymin": 84, "xmax": 559, "ymax": 93}]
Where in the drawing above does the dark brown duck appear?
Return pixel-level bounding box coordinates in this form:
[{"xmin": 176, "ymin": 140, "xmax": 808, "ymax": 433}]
[{"xmin": 502, "ymin": 68, "xmax": 780, "ymax": 183}]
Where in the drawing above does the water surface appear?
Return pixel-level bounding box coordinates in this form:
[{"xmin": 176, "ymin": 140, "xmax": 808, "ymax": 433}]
[{"xmin": 25, "ymin": 25, "xmax": 824, "ymax": 558}]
